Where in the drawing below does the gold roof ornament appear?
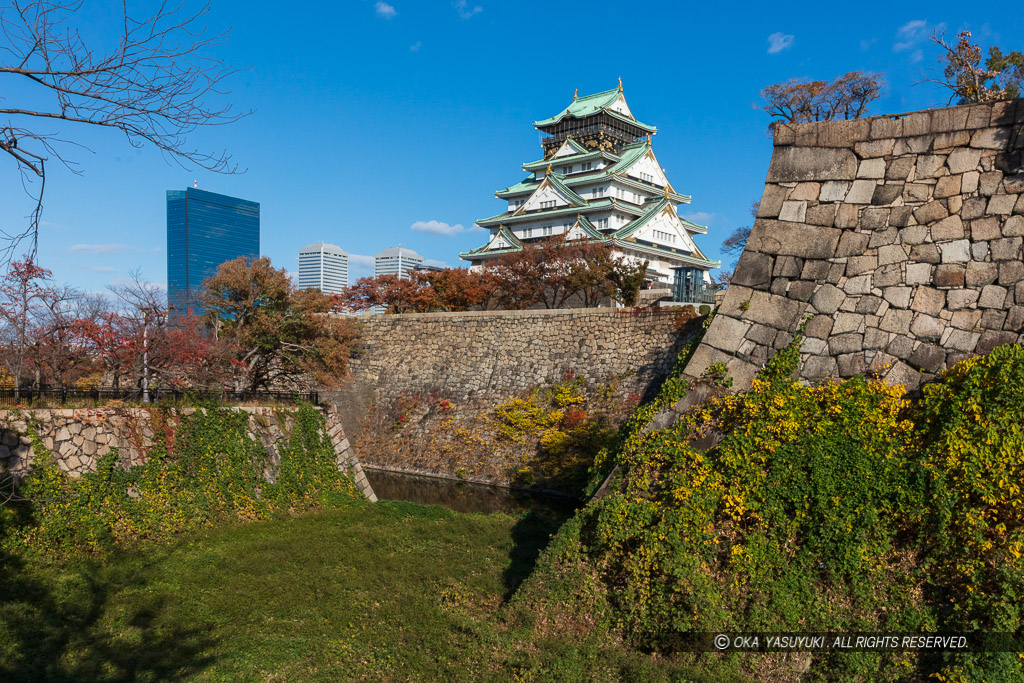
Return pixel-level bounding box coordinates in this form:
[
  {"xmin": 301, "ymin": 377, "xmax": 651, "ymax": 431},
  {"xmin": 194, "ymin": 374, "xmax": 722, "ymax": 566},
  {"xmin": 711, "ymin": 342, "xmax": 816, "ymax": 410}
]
[
  {"xmin": 618, "ymin": 77, "xmax": 623, "ymax": 90},
  {"xmin": 573, "ymin": 88, "xmax": 578, "ymax": 99},
  {"xmin": 664, "ymin": 185, "xmax": 670, "ymax": 199},
  {"xmin": 546, "ymin": 163, "xmax": 552, "ymax": 175}
]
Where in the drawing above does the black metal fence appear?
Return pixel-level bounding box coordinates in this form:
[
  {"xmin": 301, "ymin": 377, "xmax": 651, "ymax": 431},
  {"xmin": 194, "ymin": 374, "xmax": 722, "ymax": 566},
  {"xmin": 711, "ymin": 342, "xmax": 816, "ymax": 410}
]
[{"xmin": 0, "ymin": 387, "xmax": 320, "ymax": 407}]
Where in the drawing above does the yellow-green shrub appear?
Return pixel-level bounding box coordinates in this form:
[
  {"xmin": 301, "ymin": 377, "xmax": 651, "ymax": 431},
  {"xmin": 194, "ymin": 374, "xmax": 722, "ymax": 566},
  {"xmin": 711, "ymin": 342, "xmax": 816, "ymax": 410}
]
[{"xmin": 2, "ymin": 405, "xmax": 359, "ymax": 558}]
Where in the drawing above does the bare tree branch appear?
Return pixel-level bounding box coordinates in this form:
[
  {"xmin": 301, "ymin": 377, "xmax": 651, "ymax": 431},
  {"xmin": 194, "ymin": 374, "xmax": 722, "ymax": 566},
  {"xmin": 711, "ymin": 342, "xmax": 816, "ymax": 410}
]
[{"xmin": 0, "ymin": 0, "xmax": 250, "ymax": 265}]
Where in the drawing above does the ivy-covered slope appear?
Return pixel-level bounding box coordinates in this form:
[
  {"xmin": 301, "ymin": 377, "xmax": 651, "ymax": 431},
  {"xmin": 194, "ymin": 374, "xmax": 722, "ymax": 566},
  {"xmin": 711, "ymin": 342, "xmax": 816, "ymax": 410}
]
[{"xmin": 512, "ymin": 330, "xmax": 1024, "ymax": 682}]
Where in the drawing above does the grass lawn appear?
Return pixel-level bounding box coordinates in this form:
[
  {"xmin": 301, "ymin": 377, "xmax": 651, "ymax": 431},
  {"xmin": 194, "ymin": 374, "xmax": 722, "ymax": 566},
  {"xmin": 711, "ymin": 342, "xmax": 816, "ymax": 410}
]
[{"xmin": 0, "ymin": 500, "xmax": 705, "ymax": 682}]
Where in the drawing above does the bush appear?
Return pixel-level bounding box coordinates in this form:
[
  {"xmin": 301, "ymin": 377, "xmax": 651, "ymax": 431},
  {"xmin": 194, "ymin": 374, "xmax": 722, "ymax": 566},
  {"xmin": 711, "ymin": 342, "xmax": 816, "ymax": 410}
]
[
  {"xmin": 2, "ymin": 405, "xmax": 360, "ymax": 558},
  {"xmin": 518, "ymin": 342, "xmax": 1024, "ymax": 681}
]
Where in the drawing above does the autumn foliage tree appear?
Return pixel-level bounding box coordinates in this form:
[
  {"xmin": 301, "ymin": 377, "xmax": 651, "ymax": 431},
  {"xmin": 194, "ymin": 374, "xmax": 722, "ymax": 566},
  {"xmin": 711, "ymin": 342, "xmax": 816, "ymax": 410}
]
[
  {"xmin": 0, "ymin": 258, "xmax": 63, "ymax": 394},
  {"xmin": 760, "ymin": 71, "xmax": 884, "ymax": 128},
  {"xmin": 201, "ymin": 256, "xmax": 357, "ymax": 391},
  {"xmin": 928, "ymin": 30, "xmax": 1024, "ymax": 104},
  {"xmin": 342, "ymin": 236, "xmax": 651, "ymax": 313}
]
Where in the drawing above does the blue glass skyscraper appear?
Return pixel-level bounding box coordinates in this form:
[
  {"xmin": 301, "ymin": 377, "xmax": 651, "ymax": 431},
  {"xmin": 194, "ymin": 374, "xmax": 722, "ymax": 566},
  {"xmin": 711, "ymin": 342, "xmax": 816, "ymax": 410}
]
[{"xmin": 166, "ymin": 188, "xmax": 260, "ymax": 311}]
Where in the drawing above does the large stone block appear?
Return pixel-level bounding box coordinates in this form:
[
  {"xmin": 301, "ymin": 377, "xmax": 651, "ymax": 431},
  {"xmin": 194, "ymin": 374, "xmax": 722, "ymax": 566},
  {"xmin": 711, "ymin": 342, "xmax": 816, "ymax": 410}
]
[
  {"xmin": 758, "ymin": 184, "xmax": 789, "ymax": 218},
  {"xmin": 779, "ymin": 200, "xmax": 808, "ymax": 222},
  {"xmin": 911, "ymin": 313, "xmax": 945, "ymax": 341},
  {"xmin": 703, "ymin": 315, "xmax": 752, "ymax": 354},
  {"xmin": 829, "ymin": 333, "xmax": 864, "ymax": 355},
  {"xmin": 971, "ymin": 216, "xmax": 1002, "ymax": 240},
  {"xmin": 871, "ymin": 184, "xmax": 904, "ymax": 206},
  {"xmin": 939, "ymin": 240, "xmax": 971, "ymax": 263},
  {"xmin": 731, "ymin": 251, "xmax": 773, "ymax": 288},
  {"xmin": 767, "ymin": 147, "xmax": 859, "ymax": 182},
  {"xmin": 803, "ymin": 355, "xmax": 838, "ymax": 379},
  {"xmin": 886, "ymin": 156, "xmax": 916, "ymax": 181},
  {"xmin": 947, "ymin": 147, "xmax": 982, "ymax": 174},
  {"xmin": 989, "ymin": 194, "xmax": 1019, "ymax": 215},
  {"xmin": 910, "ymin": 343, "xmax": 946, "ymax": 373},
  {"xmin": 744, "ymin": 290, "xmax": 807, "ymax": 330},
  {"xmin": 914, "ymin": 201, "xmax": 950, "ymax": 224},
  {"xmin": 966, "ymin": 261, "xmax": 998, "ymax": 286},
  {"xmin": 805, "ymin": 204, "xmax": 838, "ymax": 226},
  {"xmin": 999, "ymin": 261, "xmax": 1024, "ymax": 286},
  {"xmin": 911, "ymin": 287, "xmax": 946, "ymax": 316},
  {"xmin": 835, "ymin": 232, "xmax": 870, "ymax": 257},
  {"xmin": 977, "ymin": 330, "xmax": 1018, "ymax": 354},
  {"xmin": 934, "ymin": 174, "xmax": 962, "ymax": 198},
  {"xmin": 971, "ymin": 127, "xmax": 1012, "ymax": 150},
  {"xmin": 810, "ymin": 283, "xmax": 846, "ymax": 315},
  {"xmin": 980, "ymin": 284, "xmax": 1009, "ymax": 309},
  {"xmin": 990, "ymin": 236, "xmax": 1023, "ymax": 261},
  {"xmin": 745, "ymin": 221, "xmax": 841, "ymax": 259},
  {"xmin": 846, "ymin": 254, "xmax": 877, "ymax": 277},
  {"xmin": 846, "ymin": 179, "xmax": 879, "ymax": 204},
  {"xmin": 934, "ymin": 264, "xmax": 966, "ymax": 288},
  {"xmin": 1004, "ymin": 215, "xmax": 1024, "ymax": 237},
  {"xmin": 946, "ymin": 288, "xmax": 980, "ymax": 310}
]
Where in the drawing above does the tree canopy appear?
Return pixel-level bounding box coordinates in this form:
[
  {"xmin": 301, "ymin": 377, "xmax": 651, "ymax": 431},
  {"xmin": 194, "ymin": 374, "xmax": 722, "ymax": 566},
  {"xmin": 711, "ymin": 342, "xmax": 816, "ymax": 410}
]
[
  {"xmin": 929, "ymin": 30, "xmax": 1024, "ymax": 104},
  {"xmin": 201, "ymin": 257, "xmax": 356, "ymax": 391},
  {"xmin": 760, "ymin": 71, "xmax": 884, "ymax": 127}
]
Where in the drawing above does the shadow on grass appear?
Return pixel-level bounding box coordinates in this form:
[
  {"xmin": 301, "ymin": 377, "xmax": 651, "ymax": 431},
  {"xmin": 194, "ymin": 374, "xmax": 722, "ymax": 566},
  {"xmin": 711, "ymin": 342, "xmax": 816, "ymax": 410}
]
[
  {"xmin": 0, "ymin": 549, "xmax": 218, "ymax": 682},
  {"xmin": 501, "ymin": 509, "xmax": 575, "ymax": 601}
]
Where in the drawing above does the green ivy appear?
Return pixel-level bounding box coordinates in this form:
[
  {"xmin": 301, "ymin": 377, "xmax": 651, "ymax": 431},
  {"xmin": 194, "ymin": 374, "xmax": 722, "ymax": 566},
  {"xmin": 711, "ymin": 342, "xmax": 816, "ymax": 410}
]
[{"xmin": 3, "ymin": 404, "xmax": 360, "ymax": 559}]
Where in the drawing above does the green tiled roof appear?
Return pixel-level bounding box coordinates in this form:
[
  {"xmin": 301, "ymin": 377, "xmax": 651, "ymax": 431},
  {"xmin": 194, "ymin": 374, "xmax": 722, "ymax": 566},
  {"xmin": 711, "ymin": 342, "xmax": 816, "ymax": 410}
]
[
  {"xmin": 546, "ymin": 173, "xmax": 587, "ymax": 206},
  {"xmin": 613, "ymin": 197, "xmax": 671, "ymax": 239},
  {"xmin": 460, "ymin": 226, "xmax": 522, "ymax": 257},
  {"xmin": 533, "ymin": 87, "xmax": 656, "ymax": 133},
  {"xmin": 570, "ymin": 215, "xmax": 607, "ymax": 240},
  {"xmin": 522, "ymin": 149, "xmax": 617, "ymax": 172},
  {"xmin": 679, "ymin": 217, "xmax": 708, "ymax": 234},
  {"xmin": 477, "ymin": 198, "xmax": 620, "ymax": 227},
  {"xmin": 607, "ymin": 140, "xmax": 651, "ymax": 174}
]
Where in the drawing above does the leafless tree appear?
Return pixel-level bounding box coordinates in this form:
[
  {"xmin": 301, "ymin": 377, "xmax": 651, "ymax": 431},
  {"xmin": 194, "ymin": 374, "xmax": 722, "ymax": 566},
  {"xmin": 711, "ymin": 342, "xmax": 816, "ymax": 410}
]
[
  {"xmin": 760, "ymin": 71, "xmax": 884, "ymax": 128},
  {"xmin": 0, "ymin": 0, "xmax": 249, "ymax": 264}
]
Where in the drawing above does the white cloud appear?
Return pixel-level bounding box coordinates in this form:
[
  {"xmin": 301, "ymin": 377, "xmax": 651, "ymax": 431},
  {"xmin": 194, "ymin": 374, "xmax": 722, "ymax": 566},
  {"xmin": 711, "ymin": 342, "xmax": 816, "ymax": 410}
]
[
  {"xmin": 411, "ymin": 220, "xmax": 466, "ymax": 236},
  {"xmin": 893, "ymin": 19, "xmax": 939, "ymax": 60},
  {"xmin": 860, "ymin": 38, "xmax": 877, "ymax": 51},
  {"xmin": 409, "ymin": 41, "xmax": 421, "ymax": 52},
  {"xmin": 682, "ymin": 212, "xmax": 716, "ymax": 226},
  {"xmin": 767, "ymin": 32, "xmax": 794, "ymax": 54},
  {"xmin": 375, "ymin": 1, "xmax": 396, "ymax": 19},
  {"xmin": 80, "ymin": 265, "xmax": 116, "ymax": 273},
  {"xmin": 67, "ymin": 243, "xmax": 141, "ymax": 254},
  {"xmin": 349, "ymin": 254, "xmax": 375, "ymax": 269},
  {"xmin": 424, "ymin": 258, "xmax": 449, "ymax": 269},
  {"xmin": 453, "ymin": 0, "xmax": 482, "ymax": 19}
]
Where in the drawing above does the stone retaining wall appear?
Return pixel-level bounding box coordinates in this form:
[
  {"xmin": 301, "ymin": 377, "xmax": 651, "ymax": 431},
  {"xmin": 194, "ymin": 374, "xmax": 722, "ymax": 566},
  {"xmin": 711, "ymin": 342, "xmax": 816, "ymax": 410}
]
[
  {"xmin": 686, "ymin": 99, "xmax": 1024, "ymax": 390},
  {"xmin": 0, "ymin": 406, "xmax": 376, "ymax": 501},
  {"xmin": 329, "ymin": 307, "xmax": 690, "ymax": 437}
]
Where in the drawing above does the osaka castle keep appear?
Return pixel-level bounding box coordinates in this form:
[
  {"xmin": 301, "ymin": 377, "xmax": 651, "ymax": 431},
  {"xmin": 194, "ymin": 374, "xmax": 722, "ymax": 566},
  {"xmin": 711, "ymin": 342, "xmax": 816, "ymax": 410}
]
[{"xmin": 460, "ymin": 82, "xmax": 718, "ymax": 297}]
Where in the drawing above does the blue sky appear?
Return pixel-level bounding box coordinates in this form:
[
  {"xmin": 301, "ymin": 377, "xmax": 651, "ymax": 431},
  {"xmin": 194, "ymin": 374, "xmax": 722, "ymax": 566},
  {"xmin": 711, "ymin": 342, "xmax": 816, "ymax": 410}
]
[{"xmin": 1, "ymin": 0, "xmax": 1020, "ymax": 293}]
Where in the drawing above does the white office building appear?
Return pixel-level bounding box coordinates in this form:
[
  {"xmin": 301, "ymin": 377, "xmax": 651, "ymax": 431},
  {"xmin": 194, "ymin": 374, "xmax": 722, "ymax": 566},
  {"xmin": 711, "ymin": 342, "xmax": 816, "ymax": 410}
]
[
  {"xmin": 374, "ymin": 246, "xmax": 423, "ymax": 280},
  {"xmin": 298, "ymin": 242, "xmax": 349, "ymax": 294}
]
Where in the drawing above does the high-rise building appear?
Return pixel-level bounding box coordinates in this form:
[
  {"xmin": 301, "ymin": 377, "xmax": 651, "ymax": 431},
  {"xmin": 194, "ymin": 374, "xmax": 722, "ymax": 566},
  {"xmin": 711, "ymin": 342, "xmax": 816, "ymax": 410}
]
[
  {"xmin": 298, "ymin": 242, "xmax": 349, "ymax": 293},
  {"xmin": 461, "ymin": 83, "xmax": 718, "ymax": 291},
  {"xmin": 167, "ymin": 187, "xmax": 260, "ymax": 310},
  {"xmin": 374, "ymin": 247, "xmax": 423, "ymax": 280}
]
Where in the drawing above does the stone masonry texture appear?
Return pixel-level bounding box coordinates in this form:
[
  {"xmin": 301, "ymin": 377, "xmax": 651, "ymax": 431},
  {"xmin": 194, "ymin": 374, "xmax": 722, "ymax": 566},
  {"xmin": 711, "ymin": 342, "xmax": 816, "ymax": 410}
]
[
  {"xmin": 0, "ymin": 406, "xmax": 376, "ymax": 501},
  {"xmin": 686, "ymin": 99, "xmax": 1024, "ymax": 391},
  {"xmin": 326, "ymin": 307, "xmax": 689, "ymax": 438}
]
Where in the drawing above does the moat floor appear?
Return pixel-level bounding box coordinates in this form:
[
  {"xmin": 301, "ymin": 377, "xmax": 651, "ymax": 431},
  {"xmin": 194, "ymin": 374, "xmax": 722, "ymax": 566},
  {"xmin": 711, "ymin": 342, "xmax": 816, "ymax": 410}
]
[{"xmin": 0, "ymin": 501, "xmax": 704, "ymax": 682}]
